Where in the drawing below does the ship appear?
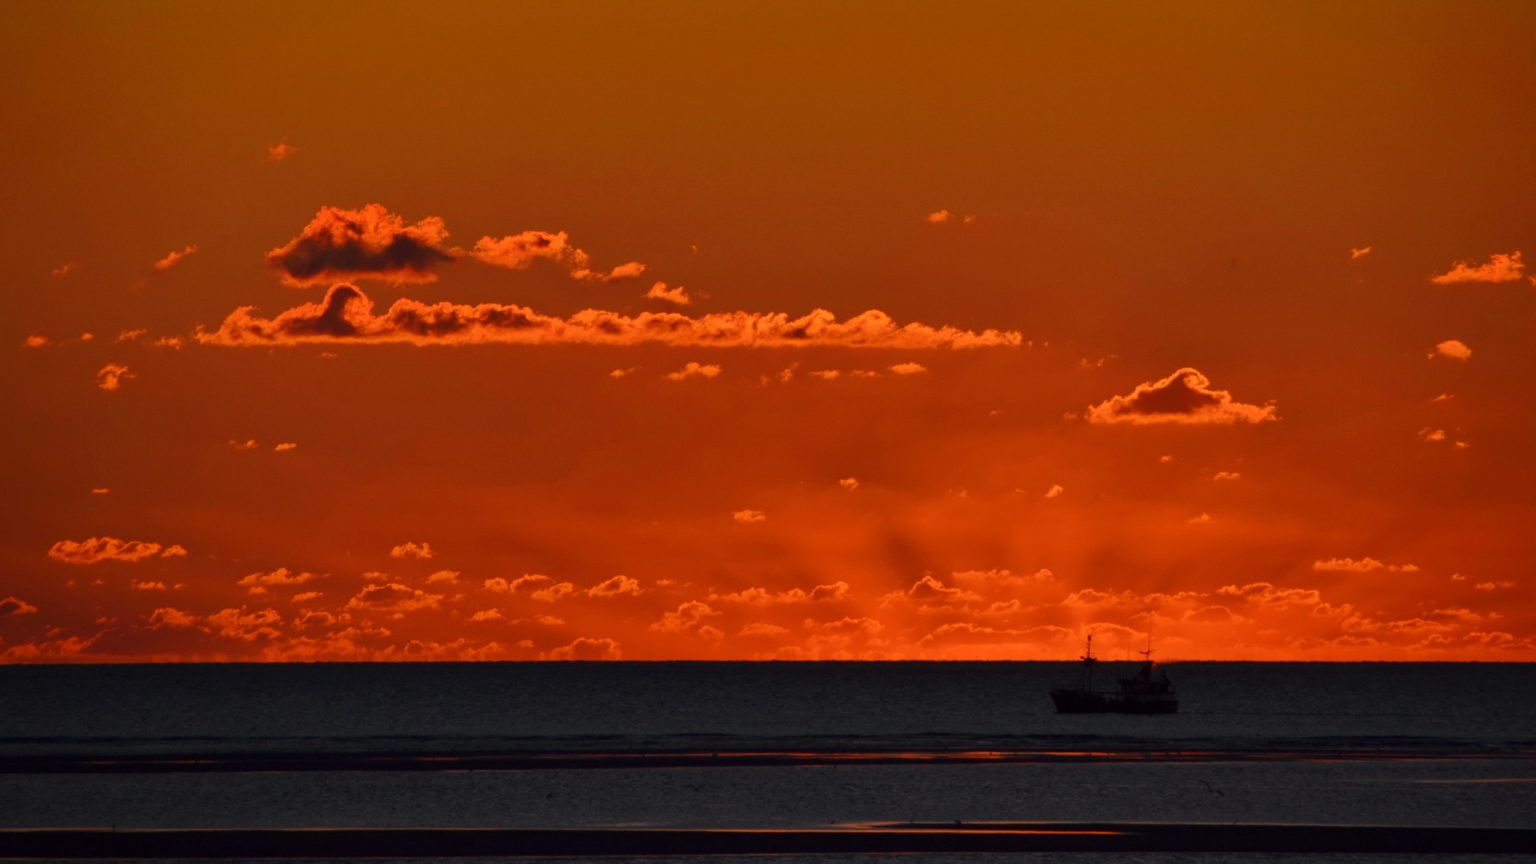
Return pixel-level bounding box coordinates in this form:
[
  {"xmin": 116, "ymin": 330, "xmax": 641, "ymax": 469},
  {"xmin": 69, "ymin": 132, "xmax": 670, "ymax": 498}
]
[{"xmin": 1049, "ymin": 635, "xmax": 1177, "ymax": 714}]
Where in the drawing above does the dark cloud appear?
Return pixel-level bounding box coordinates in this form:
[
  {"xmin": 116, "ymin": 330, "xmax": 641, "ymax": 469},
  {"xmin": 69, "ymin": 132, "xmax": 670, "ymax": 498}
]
[{"xmin": 266, "ymin": 204, "xmax": 455, "ymax": 286}]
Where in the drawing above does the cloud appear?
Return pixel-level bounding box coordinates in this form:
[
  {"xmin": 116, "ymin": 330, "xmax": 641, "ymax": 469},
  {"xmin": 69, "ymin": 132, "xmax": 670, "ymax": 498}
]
[
  {"xmin": 732, "ymin": 509, "xmax": 767, "ymax": 524},
  {"xmin": 587, "ymin": 575, "xmax": 643, "ymax": 598},
  {"xmin": 1429, "ymin": 339, "xmax": 1471, "ymax": 361},
  {"xmin": 1312, "ymin": 557, "xmax": 1420, "ymax": 574},
  {"xmin": 645, "ymin": 281, "xmax": 692, "ymax": 306},
  {"xmin": 1213, "ymin": 471, "xmax": 1242, "ymax": 482},
  {"xmin": 236, "ymin": 568, "xmax": 317, "ymax": 594},
  {"xmin": 469, "ymin": 608, "xmax": 503, "ymax": 622},
  {"xmin": 344, "ymin": 582, "xmax": 443, "ymax": 613},
  {"xmin": 389, "ymin": 541, "xmax": 435, "ymax": 559},
  {"xmin": 131, "ymin": 580, "xmax": 168, "ymax": 591},
  {"xmin": 266, "ymin": 204, "xmax": 454, "ymax": 286},
  {"xmin": 533, "ymin": 582, "xmax": 576, "ymax": 602},
  {"xmin": 484, "ymin": 574, "xmax": 553, "ymax": 593},
  {"xmin": 471, "ymin": 231, "xmax": 645, "ymax": 283},
  {"xmin": 229, "ymin": 439, "xmax": 259, "ymax": 450},
  {"xmin": 1429, "ymin": 251, "xmax": 1523, "ymax": 284},
  {"xmin": 148, "ymin": 607, "xmax": 198, "ymax": 629},
  {"xmin": 273, "ymin": 442, "xmax": 298, "ymax": 452},
  {"xmin": 90, "ymin": 488, "xmax": 109, "ymax": 495},
  {"xmin": 1043, "ymin": 484, "xmax": 1064, "ymax": 498},
  {"xmin": 545, "ymin": 636, "xmax": 623, "ymax": 660},
  {"xmin": 153, "ymin": 244, "xmax": 198, "ymax": 271},
  {"xmin": 650, "ymin": 600, "xmax": 720, "ymax": 633},
  {"xmin": 51, "ymin": 262, "xmax": 75, "ymax": 277},
  {"xmin": 1474, "ymin": 581, "xmax": 1516, "ymax": 591},
  {"xmin": 95, "ymin": 364, "xmax": 133, "ymax": 391},
  {"xmin": 267, "ymin": 140, "xmax": 297, "ymax": 161},
  {"xmin": 715, "ymin": 582, "xmax": 850, "ymax": 605},
  {"xmin": 1350, "ymin": 246, "xmax": 1372, "ymax": 259},
  {"xmin": 48, "ymin": 537, "xmax": 185, "ymax": 564},
  {"xmin": 1214, "ymin": 582, "xmax": 1322, "ymax": 606},
  {"xmin": 206, "ymin": 607, "xmax": 283, "ymax": 641},
  {"xmin": 838, "ymin": 477, "xmax": 860, "ymax": 490},
  {"xmin": 24, "ymin": 335, "xmax": 49, "ymax": 348},
  {"xmin": 197, "ymin": 284, "xmax": 1025, "ymax": 349},
  {"xmin": 888, "ymin": 362, "xmax": 928, "ymax": 375},
  {"xmin": 0, "ymin": 596, "xmax": 38, "ymax": 616},
  {"xmin": 426, "ymin": 570, "xmax": 460, "ymax": 584},
  {"xmin": 901, "ymin": 574, "xmax": 980, "ymax": 603},
  {"xmin": 666, "ymin": 362, "xmax": 721, "ymax": 381},
  {"xmin": 1187, "ymin": 512, "xmax": 1212, "ymax": 524},
  {"xmin": 1086, "ymin": 367, "xmax": 1277, "ymax": 425},
  {"xmin": 925, "ymin": 209, "xmax": 975, "ymax": 224}
]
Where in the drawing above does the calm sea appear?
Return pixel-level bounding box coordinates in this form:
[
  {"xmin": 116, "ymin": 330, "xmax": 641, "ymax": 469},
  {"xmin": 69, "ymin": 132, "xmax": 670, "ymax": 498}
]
[{"xmin": 3, "ymin": 662, "xmax": 1534, "ymax": 861}]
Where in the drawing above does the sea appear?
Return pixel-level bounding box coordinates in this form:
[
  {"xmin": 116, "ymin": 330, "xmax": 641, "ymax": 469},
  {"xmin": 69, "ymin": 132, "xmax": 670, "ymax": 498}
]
[{"xmin": 3, "ymin": 661, "xmax": 1535, "ymax": 862}]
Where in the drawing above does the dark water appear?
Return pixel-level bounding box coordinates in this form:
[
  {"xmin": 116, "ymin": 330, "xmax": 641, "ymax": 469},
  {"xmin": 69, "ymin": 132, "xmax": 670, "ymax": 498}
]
[
  {"xmin": 5, "ymin": 662, "xmax": 1534, "ymax": 756},
  {"xmin": 3, "ymin": 662, "xmax": 1535, "ymax": 861}
]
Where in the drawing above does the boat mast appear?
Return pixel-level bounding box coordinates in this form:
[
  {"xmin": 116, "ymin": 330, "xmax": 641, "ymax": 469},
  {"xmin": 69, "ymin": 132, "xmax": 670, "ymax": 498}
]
[{"xmin": 1079, "ymin": 634, "xmax": 1097, "ymax": 691}]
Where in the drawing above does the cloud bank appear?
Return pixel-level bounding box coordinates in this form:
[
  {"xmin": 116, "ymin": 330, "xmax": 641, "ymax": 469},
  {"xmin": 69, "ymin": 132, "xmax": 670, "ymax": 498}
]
[{"xmin": 198, "ymin": 284, "xmax": 1025, "ymax": 349}]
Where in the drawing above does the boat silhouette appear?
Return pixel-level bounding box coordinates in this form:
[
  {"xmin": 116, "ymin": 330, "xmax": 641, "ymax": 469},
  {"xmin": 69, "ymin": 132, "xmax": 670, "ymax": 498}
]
[{"xmin": 1050, "ymin": 635, "xmax": 1177, "ymax": 714}]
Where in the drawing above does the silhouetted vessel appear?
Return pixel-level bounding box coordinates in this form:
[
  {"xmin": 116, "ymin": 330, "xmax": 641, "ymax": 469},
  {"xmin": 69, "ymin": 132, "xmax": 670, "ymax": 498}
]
[{"xmin": 1050, "ymin": 635, "xmax": 1177, "ymax": 714}]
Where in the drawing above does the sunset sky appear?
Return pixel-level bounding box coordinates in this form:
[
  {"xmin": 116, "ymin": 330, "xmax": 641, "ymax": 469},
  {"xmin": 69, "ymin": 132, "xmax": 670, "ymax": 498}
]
[{"xmin": 5, "ymin": 1, "xmax": 1534, "ymax": 661}]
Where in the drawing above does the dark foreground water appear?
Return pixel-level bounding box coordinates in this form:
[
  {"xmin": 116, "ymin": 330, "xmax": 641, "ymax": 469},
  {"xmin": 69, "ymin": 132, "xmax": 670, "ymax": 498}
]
[{"xmin": 3, "ymin": 662, "xmax": 1535, "ymax": 861}]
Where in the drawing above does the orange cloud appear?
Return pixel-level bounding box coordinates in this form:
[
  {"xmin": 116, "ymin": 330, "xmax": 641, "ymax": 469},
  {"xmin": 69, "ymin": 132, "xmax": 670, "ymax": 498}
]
[
  {"xmin": 1312, "ymin": 557, "xmax": 1420, "ymax": 573},
  {"xmin": 732, "ymin": 509, "xmax": 767, "ymax": 523},
  {"xmin": 471, "ymin": 231, "xmax": 645, "ymax": 283},
  {"xmin": 24, "ymin": 335, "xmax": 49, "ymax": 348},
  {"xmin": 888, "ymin": 362, "xmax": 928, "ymax": 375},
  {"xmin": 1212, "ymin": 471, "xmax": 1242, "ymax": 482},
  {"xmin": 236, "ymin": 568, "xmax": 318, "ymax": 594},
  {"xmin": 266, "ymin": 140, "xmax": 297, "ymax": 161},
  {"xmin": 389, "ymin": 541, "xmax": 435, "ymax": 559},
  {"xmin": 1349, "ymin": 246, "xmax": 1372, "ymax": 259},
  {"xmin": 645, "ymin": 281, "xmax": 692, "ymax": 306},
  {"xmin": 426, "ymin": 570, "xmax": 460, "ymax": 584},
  {"xmin": 545, "ymin": 636, "xmax": 623, "ymax": 660},
  {"xmin": 714, "ymin": 581, "xmax": 850, "ymax": 604},
  {"xmin": 1429, "ymin": 339, "xmax": 1471, "ymax": 361},
  {"xmin": 95, "ymin": 363, "xmax": 132, "ymax": 391},
  {"xmin": 1086, "ymin": 367, "xmax": 1277, "ymax": 425},
  {"xmin": 650, "ymin": 600, "xmax": 720, "ymax": 633},
  {"xmin": 266, "ymin": 204, "xmax": 454, "ymax": 286},
  {"xmin": 587, "ymin": 575, "xmax": 643, "ymax": 597},
  {"xmin": 925, "ymin": 209, "xmax": 975, "ymax": 224},
  {"xmin": 273, "ymin": 442, "xmax": 298, "ymax": 452},
  {"xmin": 344, "ymin": 582, "xmax": 443, "ymax": 613},
  {"xmin": 838, "ymin": 477, "xmax": 859, "ymax": 490},
  {"xmin": 1429, "ymin": 251, "xmax": 1523, "ymax": 284},
  {"xmin": 197, "ymin": 284, "xmax": 1026, "ymax": 349},
  {"xmin": 48, "ymin": 537, "xmax": 186, "ymax": 564},
  {"xmin": 666, "ymin": 362, "xmax": 722, "ymax": 381},
  {"xmin": 51, "ymin": 262, "xmax": 75, "ymax": 277},
  {"xmin": 0, "ymin": 596, "xmax": 38, "ymax": 616},
  {"xmin": 153, "ymin": 244, "xmax": 198, "ymax": 271}
]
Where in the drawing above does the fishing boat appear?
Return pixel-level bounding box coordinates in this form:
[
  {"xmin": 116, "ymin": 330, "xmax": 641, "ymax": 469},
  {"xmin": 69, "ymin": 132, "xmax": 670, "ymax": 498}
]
[{"xmin": 1050, "ymin": 635, "xmax": 1177, "ymax": 714}]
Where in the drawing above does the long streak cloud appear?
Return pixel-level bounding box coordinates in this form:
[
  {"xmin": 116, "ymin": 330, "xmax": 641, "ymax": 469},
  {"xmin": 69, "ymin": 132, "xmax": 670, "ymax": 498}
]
[{"xmin": 197, "ymin": 284, "xmax": 1025, "ymax": 349}]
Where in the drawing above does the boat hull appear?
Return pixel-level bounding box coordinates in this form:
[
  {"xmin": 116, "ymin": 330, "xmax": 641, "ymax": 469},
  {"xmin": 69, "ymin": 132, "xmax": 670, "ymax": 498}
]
[{"xmin": 1050, "ymin": 688, "xmax": 1178, "ymax": 714}]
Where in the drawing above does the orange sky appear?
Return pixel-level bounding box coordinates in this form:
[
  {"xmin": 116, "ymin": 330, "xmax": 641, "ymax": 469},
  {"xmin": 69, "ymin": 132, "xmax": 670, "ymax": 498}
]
[{"xmin": 5, "ymin": 1, "xmax": 1535, "ymax": 661}]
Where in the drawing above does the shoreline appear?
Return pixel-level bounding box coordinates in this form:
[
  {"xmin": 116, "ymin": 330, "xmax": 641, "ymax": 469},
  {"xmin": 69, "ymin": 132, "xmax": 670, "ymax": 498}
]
[
  {"xmin": 3, "ymin": 747, "xmax": 1533, "ymax": 774},
  {"xmin": 3, "ymin": 823, "xmax": 1534, "ymax": 857}
]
